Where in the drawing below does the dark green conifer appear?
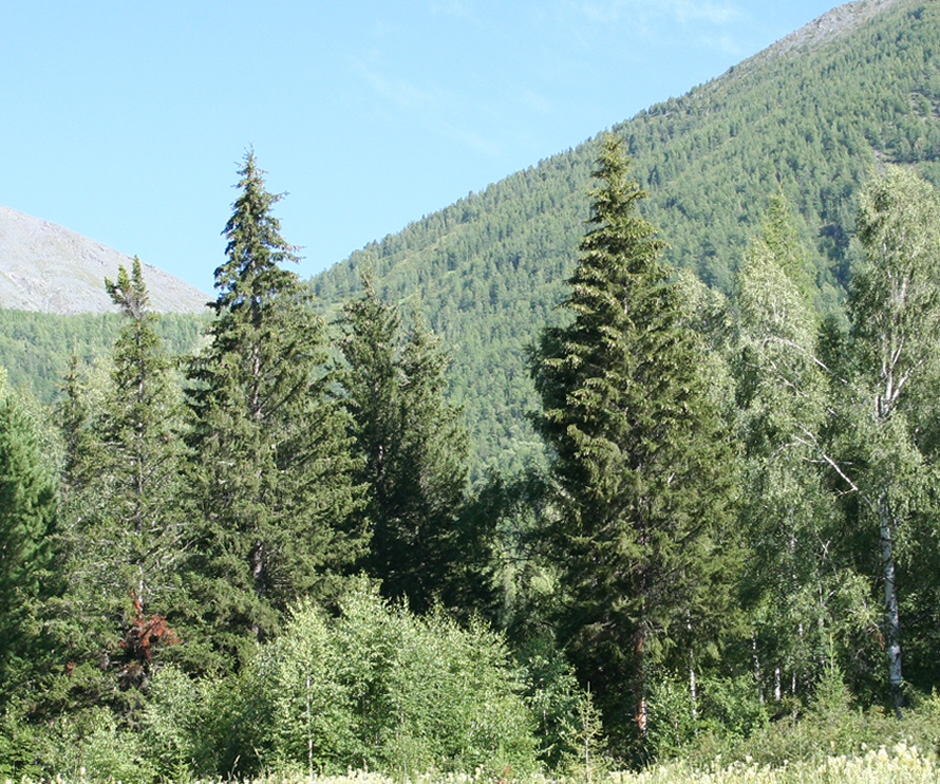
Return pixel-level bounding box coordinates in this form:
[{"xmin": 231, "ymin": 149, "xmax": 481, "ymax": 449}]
[
  {"xmin": 186, "ymin": 151, "xmax": 365, "ymax": 657},
  {"xmin": 338, "ymin": 277, "xmax": 468, "ymax": 613},
  {"xmin": 0, "ymin": 372, "xmax": 57, "ymax": 695},
  {"xmin": 531, "ymin": 134, "xmax": 739, "ymax": 752}
]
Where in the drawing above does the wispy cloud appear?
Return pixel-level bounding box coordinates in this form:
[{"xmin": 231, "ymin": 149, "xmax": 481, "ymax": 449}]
[
  {"xmin": 559, "ymin": 0, "xmax": 746, "ymax": 59},
  {"xmin": 438, "ymin": 120, "xmax": 502, "ymax": 157},
  {"xmin": 350, "ymin": 55, "xmax": 503, "ymax": 157},
  {"xmin": 428, "ymin": 0, "xmax": 476, "ymax": 21},
  {"xmin": 566, "ymin": 0, "xmax": 741, "ymax": 27},
  {"xmin": 352, "ymin": 57, "xmax": 440, "ymax": 111},
  {"xmin": 698, "ymin": 33, "xmax": 748, "ymax": 58},
  {"xmin": 516, "ymin": 89, "xmax": 554, "ymax": 116},
  {"xmin": 667, "ymin": 0, "xmax": 741, "ymax": 25}
]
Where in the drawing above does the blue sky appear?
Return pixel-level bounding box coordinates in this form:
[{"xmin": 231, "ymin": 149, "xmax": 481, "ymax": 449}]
[{"xmin": 2, "ymin": 1, "xmax": 840, "ymax": 294}]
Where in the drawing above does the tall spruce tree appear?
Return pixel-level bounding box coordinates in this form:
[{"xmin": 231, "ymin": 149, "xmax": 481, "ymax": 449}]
[
  {"xmin": 530, "ymin": 134, "xmax": 739, "ymax": 752},
  {"xmin": 186, "ymin": 151, "xmax": 364, "ymax": 658},
  {"xmin": 338, "ymin": 276, "xmax": 468, "ymax": 613}
]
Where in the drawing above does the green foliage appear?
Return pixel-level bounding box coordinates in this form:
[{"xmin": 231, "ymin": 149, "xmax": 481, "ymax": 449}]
[
  {"xmin": 530, "ymin": 135, "xmax": 740, "ymax": 753},
  {"xmin": 646, "ymin": 672, "xmax": 768, "ymax": 764},
  {"xmin": 463, "ymin": 470, "xmax": 559, "ymax": 638},
  {"xmin": 0, "ymin": 700, "xmax": 157, "ymax": 783},
  {"xmin": 337, "ymin": 276, "xmax": 470, "ymax": 613},
  {"xmin": 834, "ymin": 166, "xmax": 940, "ymax": 713},
  {"xmin": 138, "ymin": 664, "xmax": 207, "ymax": 779},
  {"xmin": 184, "ymin": 150, "xmax": 366, "ymax": 659},
  {"xmin": 515, "ymin": 638, "xmax": 585, "ymax": 768},
  {"xmin": 556, "ymin": 686, "xmax": 609, "ymax": 784},
  {"xmin": 47, "ymin": 708, "xmax": 156, "ymax": 784},
  {"xmin": 703, "ymin": 674, "xmax": 940, "ymax": 770},
  {"xmin": 0, "ymin": 370, "xmax": 58, "ymax": 698},
  {"xmin": 729, "ymin": 198, "xmax": 875, "ymax": 706},
  {"xmin": 141, "ymin": 584, "xmax": 538, "ymax": 779}
]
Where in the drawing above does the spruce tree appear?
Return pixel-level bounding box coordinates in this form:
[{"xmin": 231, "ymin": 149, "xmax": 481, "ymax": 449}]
[
  {"xmin": 186, "ymin": 151, "xmax": 364, "ymax": 657},
  {"xmin": 395, "ymin": 316, "xmax": 470, "ymax": 609},
  {"xmin": 101, "ymin": 259, "xmax": 192, "ymax": 615},
  {"xmin": 338, "ymin": 276, "xmax": 468, "ymax": 613},
  {"xmin": 52, "ymin": 259, "xmax": 190, "ymax": 696},
  {"xmin": 0, "ymin": 371, "xmax": 57, "ymax": 696},
  {"xmin": 530, "ymin": 134, "xmax": 738, "ymax": 752}
]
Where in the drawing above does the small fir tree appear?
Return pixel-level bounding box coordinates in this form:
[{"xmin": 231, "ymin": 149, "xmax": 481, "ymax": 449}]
[
  {"xmin": 52, "ymin": 259, "xmax": 190, "ymax": 697},
  {"xmin": 0, "ymin": 371, "xmax": 58, "ymax": 696}
]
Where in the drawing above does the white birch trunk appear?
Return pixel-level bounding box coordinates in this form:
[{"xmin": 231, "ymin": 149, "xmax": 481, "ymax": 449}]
[{"xmin": 879, "ymin": 495, "xmax": 904, "ymax": 718}]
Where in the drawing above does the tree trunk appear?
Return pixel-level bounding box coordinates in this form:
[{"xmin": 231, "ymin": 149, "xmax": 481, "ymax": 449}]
[
  {"xmin": 879, "ymin": 494, "xmax": 904, "ymax": 718},
  {"xmin": 250, "ymin": 539, "xmax": 265, "ymax": 641}
]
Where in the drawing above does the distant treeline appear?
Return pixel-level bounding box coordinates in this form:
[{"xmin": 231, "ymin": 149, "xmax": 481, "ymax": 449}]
[{"xmin": 0, "ymin": 308, "xmax": 206, "ymax": 403}]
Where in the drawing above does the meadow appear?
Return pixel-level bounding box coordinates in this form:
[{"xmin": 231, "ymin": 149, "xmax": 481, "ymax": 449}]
[{"xmin": 6, "ymin": 743, "xmax": 939, "ymax": 784}]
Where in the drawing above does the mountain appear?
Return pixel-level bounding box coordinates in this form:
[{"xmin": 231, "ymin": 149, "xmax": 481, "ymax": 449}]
[
  {"xmin": 310, "ymin": 0, "xmax": 940, "ymax": 477},
  {"xmin": 0, "ymin": 205, "xmax": 207, "ymax": 314}
]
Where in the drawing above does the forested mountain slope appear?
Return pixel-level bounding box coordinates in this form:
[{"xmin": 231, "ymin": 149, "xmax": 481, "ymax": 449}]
[
  {"xmin": 310, "ymin": 0, "xmax": 939, "ymax": 477},
  {"xmin": 0, "ymin": 206, "xmax": 209, "ymax": 402},
  {"xmin": 0, "ymin": 308, "xmax": 207, "ymax": 402}
]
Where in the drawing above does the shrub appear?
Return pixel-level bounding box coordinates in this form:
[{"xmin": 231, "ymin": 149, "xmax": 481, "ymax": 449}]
[
  {"xmin": 262, "ymin": 584, "xmax": 538, "ymax": 776},
  {"xmin": 646, "ymin": 670, "xmax": 768, "ymax": 763}
]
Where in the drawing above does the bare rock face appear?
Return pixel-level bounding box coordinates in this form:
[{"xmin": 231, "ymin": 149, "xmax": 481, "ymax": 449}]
[{"xmin": 0, "ymin": 205, "xmax": 208, "ymax": 314}]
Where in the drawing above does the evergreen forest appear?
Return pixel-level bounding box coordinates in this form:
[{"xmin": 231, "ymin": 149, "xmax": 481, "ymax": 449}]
[{"xmin": 6, "ymin": 1, "xmax": 940, "ymax": 781}]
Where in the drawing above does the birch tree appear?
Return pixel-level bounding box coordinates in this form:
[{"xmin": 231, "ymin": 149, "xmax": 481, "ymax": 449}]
[
  {"xmin": 733, "ymin": 202, "xmax": 870, "ymax": 705},
  {"xmin": 839, "ymin": 166, "xmax": 940, "ymax": 716},
  {"xmin": 738, "ymin": 169, "xmax": 940, "ymax": 716}
]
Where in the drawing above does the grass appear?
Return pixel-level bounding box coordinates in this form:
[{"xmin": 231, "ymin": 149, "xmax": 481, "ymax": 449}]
[{"xmin": 5, "ymin": 742, "xmax": 940, "ymax": 784}]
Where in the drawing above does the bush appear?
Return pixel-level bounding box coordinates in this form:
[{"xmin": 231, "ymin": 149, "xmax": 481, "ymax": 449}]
[
  {"xmin": 40, "ymin": 707, "xmax": 155, "ymax": 784},
  {"xmin": 163, "ymin": 583, "xmax": 540, "ymax": 777},
  {"xmin": 646, "ymin": 671, "xmax": 768, "ymax": 763},
  {"xmin": 686, "ymin": 668, "xmax": 940, "ymax": 769}
]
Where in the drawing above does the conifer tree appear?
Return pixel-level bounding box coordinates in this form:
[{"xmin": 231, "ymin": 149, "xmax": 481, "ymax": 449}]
[
  {"xmin": 0, "ymin": 370, "xmax": 57, "ymax": 695},
  {"xmin": 395, "ymin": 316, "xmax": 470, "ymax": 609},
  {"xmin": 186, "ymin": 151, "xmax": 364, "ymax": 657},
  {"xmin": 338, "ymin": 277, "xmax": 468, "ymax": 613},
  {"xmin": 52, "ymin": 259, "xmax": 190, "ymax": 695},
  {"xmin": 101, "ymin": 259, "xmax": 192, "ymax": 614},
  {"xmin": 530, "ymin": 134, "xmax": 738, "ymax": 752}
]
